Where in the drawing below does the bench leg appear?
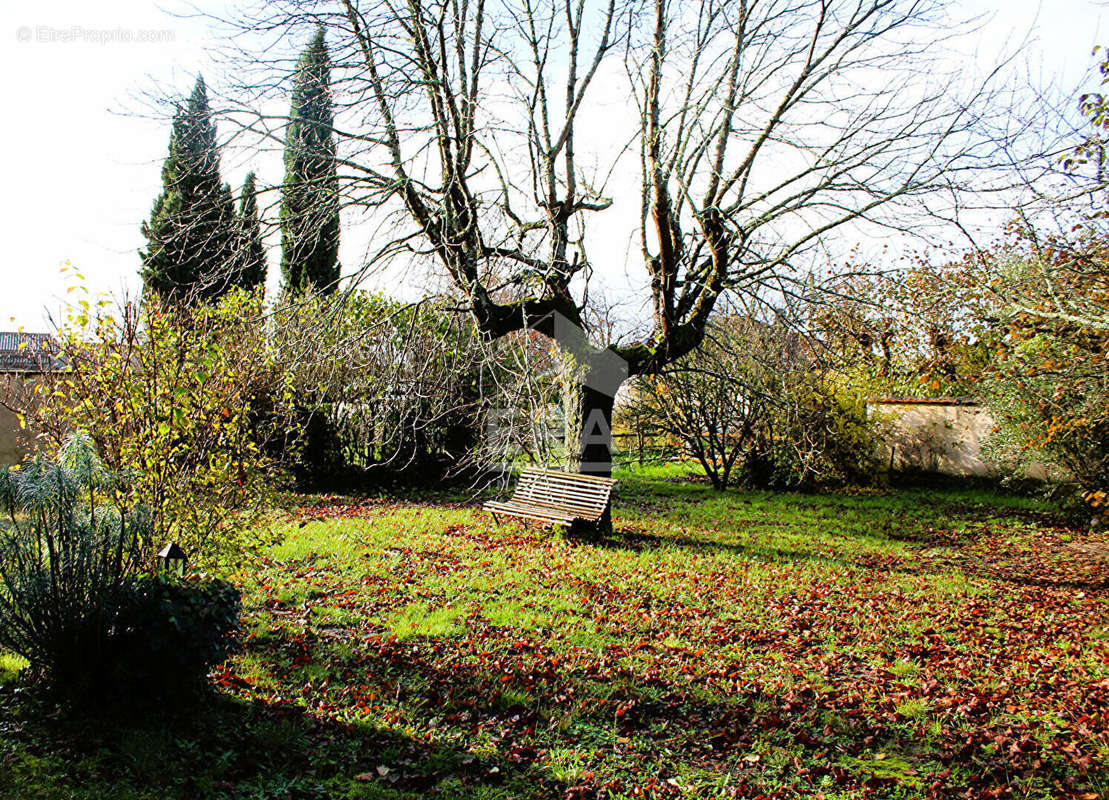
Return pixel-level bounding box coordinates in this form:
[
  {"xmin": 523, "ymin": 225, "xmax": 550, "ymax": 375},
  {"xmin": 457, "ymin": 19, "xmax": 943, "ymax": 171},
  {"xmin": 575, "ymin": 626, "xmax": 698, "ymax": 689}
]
[{"xmin": 490, "ymin": 511, "xmax": 501, "ymax": 526}]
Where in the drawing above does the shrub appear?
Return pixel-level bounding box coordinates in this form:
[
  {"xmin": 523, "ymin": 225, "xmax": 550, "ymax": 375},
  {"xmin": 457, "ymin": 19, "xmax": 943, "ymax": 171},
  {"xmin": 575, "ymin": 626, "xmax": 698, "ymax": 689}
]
[
  {"xmin": 622, "ymin": 316, "xmax": 781, "ymax": 490},
  {"xmin": 274, "ymin": 291, "xmax": 604, "ymax": 484},
  {"xmin": 273, "ymin": 291, "xmax": 488, "ymax": 488},
  {"xmin": 5, "ymin": 287, "xmax": 289, "ymax": 567},
  {"xmin": 0, "ymin": 436, "xmax": 241, "ymax": 703},
  {"xmin": 622, "ymin": 314, "xmax": 882, "ymax": 491},
  {"xmin": 0, "ymin": 435, "xmax": 145, "ymax": 694},
  {"xmin": 751, "ymin": 376, "xmax": 880, "ymax": 490},
  {"xmin": 980, "ymin": 239, "xmax": 1109, "ymax": 492},
  {"xmin": 106, "ymin": 574, "xmax": 240, "ymax": 697}
]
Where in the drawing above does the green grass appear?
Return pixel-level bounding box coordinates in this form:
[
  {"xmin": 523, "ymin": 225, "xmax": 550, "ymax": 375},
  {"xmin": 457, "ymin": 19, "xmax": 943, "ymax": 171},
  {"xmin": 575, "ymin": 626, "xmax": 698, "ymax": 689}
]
[
  {"xmin": 0, "ymin": 652, "xmax": 28, "ymax": 685},
  {"xmin": 1, "ymin": 463, "xmax": 1106, "ymax": 799}
]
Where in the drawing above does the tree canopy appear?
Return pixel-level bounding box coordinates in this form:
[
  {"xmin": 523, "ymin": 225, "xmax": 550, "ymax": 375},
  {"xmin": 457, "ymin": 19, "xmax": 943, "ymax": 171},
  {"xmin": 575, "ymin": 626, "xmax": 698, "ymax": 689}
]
[
  {"xmin": 214, "ymin": 0, "xmax": 1030, "ymax": 474},
  {"xmin": 281, "ymin": 29, "xmax": 340, "ymax": 294},
  {"xmin": 235, "ymin": 171, "xmax": 268, "ymax": 291},
  {"xmin": 141, "ymin": 76, "xmax": 240, "ymax": 304}
]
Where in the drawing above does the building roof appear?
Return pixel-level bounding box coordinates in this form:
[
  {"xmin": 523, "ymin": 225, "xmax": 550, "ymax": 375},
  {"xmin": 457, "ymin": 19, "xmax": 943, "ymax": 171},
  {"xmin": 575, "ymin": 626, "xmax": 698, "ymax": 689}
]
[
  {"xmin": 0, "ymin": 332, "xmax": 61, "ymax": 373},
  {"xmin": 868, "ymin": 396, "xmax": 979, "ymax": 406}
]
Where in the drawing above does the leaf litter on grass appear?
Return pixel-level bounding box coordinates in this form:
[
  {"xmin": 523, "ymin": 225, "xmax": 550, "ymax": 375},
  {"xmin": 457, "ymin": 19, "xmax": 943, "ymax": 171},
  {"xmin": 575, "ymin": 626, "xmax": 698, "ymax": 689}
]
[{"xmin": 2, "ymin": 469, "xmax": 1106, "ymax": 799}]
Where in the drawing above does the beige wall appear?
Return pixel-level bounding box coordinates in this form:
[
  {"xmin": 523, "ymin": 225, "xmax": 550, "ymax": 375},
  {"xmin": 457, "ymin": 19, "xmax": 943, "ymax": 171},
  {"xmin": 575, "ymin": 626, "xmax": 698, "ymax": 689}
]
[
  {"xmin": 0, "ymin": 375, "xmax": 37, "ymax": 466},
  {"xmin": 869, "ymin": 401, "xmax": 1059, "ymax": 480},
  {"xmin": 0, "ymin": 406, "xmax": 26, "ymax": 466}
]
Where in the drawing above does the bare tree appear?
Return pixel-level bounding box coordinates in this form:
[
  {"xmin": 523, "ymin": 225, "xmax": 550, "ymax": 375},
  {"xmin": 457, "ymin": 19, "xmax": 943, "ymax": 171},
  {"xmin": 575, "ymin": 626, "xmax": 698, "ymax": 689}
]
[
  {"xmin": 206, "ymin": 0, "xmax": 1032, "ymax": 476},
  {"xmin": 624, "ymin": 316, "xmax": 781, "ymax": 490}
]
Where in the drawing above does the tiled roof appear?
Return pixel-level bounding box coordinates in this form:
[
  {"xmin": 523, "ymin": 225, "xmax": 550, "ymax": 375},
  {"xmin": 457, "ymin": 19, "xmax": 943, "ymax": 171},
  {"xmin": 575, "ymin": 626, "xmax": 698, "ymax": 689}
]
[{"xmin": 0, "ymin": 332, "xmax": 60, "ymax": 373}]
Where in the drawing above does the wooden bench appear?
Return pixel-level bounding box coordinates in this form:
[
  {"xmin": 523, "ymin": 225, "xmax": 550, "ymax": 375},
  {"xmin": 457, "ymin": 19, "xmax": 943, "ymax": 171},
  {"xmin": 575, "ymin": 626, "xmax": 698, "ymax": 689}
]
[{"xmin": 484, "ymin": 468, "xmax": 617, "ymax": 529}]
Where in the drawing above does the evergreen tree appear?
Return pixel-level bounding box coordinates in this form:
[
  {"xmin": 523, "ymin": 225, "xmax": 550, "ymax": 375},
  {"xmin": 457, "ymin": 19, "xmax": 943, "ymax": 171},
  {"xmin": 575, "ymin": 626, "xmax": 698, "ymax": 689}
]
[
  {"xmin": 234, "ymin": 171, "xmax": 267, "ymax": 291},
  {"xmin": 281, "ymin": 29, "xmax": 340, "ymax": 294},
  {"xmin": 141, "ymin": 75, "xmax": 237, "ymax": 304}
]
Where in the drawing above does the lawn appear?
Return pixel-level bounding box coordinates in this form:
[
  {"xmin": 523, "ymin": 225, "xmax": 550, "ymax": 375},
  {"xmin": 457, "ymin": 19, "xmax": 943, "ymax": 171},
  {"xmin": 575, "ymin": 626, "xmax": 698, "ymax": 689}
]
[{"xmin": 1, "ymin": 465, "xmax": 1107, "ymax": 799}]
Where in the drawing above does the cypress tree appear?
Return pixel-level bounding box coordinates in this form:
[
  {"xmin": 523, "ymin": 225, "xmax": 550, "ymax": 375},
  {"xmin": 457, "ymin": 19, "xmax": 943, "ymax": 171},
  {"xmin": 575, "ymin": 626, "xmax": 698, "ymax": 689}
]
[
  {"xmin": 141, "ymin": 75, "xmax": 237, "ymax": 304},
  {"xmin": 234, "ymin": 171, "xmax": 267, "ymax": 291},
  {"xmin": 281, "ymin": 29, "xmax": 340, "ymax": 294}
]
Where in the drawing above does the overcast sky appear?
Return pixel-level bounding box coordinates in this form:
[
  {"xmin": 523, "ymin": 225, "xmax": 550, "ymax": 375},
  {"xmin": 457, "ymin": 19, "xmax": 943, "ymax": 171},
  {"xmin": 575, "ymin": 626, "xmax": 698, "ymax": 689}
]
[{"xmin": 0, "ymin": 0, "xmax": 1103, "ymax": 331}]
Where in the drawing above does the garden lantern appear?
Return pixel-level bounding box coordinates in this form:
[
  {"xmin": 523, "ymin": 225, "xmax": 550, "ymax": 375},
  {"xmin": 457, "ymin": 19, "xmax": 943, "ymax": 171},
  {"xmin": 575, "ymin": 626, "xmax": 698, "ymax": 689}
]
[{"xmin": 156, "ymin": 542, "xmax": 188, "ymax": 577}]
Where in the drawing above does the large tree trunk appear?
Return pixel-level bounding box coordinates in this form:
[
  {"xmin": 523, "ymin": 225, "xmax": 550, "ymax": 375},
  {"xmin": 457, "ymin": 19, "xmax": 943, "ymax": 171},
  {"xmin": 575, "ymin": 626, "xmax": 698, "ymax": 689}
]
[
  {"xmin": 577, "ymin": 383, "xmax": 616, "ymax": 477},
  {"xmin": 575, "ymin": 348, "xmax": 629, "ymax": 479},
  {"xmin": 571, "ymin": 381, "xmax": 617, "ymax": 537}
]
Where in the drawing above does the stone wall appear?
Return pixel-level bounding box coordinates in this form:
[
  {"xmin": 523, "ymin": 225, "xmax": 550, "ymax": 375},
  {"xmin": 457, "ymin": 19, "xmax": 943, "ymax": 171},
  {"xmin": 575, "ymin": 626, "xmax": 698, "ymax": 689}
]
[{"xmin": 868, "ymin": 400, "xmax": 1058, "ymax": 481}]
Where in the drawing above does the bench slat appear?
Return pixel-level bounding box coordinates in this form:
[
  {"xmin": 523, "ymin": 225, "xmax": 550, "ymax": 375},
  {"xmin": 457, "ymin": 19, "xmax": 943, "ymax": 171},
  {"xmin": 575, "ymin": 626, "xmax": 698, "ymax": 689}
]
[
  {"xmin": 520, "ymin": 500, "xmax": 605, "ymax": 514},
  {"xmin": 484, "ymin": 503, "xmax": 579, "ymax": 524},
  {"xmin": 487, "ymin": 498, "xmax": 601, "ymax": 519},
  {"xmin": 508, "ymin": 501, "xmax": 604, "ymax": 519},
  {"xmin": 485, "ymin": 501, "xmax": 578, "ymax": 522},
  {"xmin": 521, "ymin": 475, "xmax": 615, "ymax": 490},
  {"xmin": 490, "ymin": 505, "xmax": 576, "ymax": 523},
  {"xmin": 514, "ymin": 485, "xmax": 610, "ymax": 506},
  {"xmin": 520, "ymin": 468, "xmax": 617, "ymax": 486},
  {"xmin": 520, "ymin": 484, "xmax": 610, "ymax": 501},
  {"xmin": 485, "ymin": 507, "xmax": 575, "ymax": 524},
  {"xmin": 516, "ymin": 491, "xmax": 609, "ymax": 504},
  {"xmin": 516, "ymin": 481, "xmax": 608, "ymax": 498}
]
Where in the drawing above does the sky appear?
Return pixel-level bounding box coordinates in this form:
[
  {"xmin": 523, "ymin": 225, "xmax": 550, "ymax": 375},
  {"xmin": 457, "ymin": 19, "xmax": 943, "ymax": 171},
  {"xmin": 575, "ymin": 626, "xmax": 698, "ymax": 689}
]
[{"xmin": 0, "ymin": 0, "xmax": 1104, "ymax": 331}]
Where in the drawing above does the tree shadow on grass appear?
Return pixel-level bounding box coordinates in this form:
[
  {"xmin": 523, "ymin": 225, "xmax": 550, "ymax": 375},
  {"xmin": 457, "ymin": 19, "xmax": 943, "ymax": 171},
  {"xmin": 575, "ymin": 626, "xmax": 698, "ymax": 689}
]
[
  {"xmin": 223, "ymin": 624, "xmax": 1093, "ymax": 800},
  {"xmin": 0, "ymin": 674, "xmax": 551, "ymax": 800},
  {"xmin": 6, "ymin": 587, "xmax": 1086, "ymax": 799},
  {"xmin": 601, "ymin": 523, "xmax": 1109, "ymax": 593},
  {"xmin": 596, "ymin": 526, "xmax": 847, "ymax": 568},
  {"xmin": 237, "ymin": 625, "xmax": 875, "ymax": 798}
]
